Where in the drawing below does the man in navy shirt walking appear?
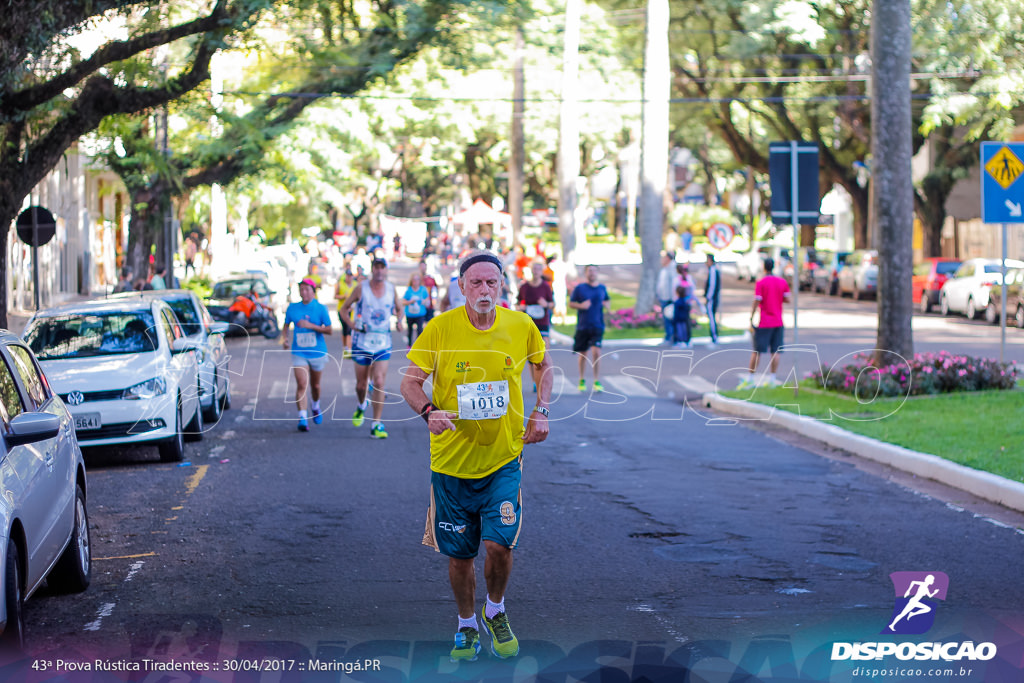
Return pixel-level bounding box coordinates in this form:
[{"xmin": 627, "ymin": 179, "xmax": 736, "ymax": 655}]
[{"xmin": 569, "ymin": 265, "xmax": 611, "ymax": 393}]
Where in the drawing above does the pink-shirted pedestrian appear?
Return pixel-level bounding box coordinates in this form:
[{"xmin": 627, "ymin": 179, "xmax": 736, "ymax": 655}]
[{"xmin": 738, "ymin": 257, "xmax": 791, "ymax": 389}]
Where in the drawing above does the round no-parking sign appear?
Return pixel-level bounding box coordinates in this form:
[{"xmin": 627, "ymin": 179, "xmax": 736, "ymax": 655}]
[{"xmin": 707, "ymin": 222, "xmax": 735, "ymax": 250}]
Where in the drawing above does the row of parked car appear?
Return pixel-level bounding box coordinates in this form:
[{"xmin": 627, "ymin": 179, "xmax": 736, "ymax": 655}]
[
  {"xmin": 739, "ymin": 246, "xmax": 1024, "ymax": 327},
  {"xmin": 0, "ymin": 287, "xmax": 235, "ymax": 651}
]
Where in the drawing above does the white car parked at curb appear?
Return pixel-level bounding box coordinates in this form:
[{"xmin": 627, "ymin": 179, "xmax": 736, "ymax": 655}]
[
  {"xmin": 22, "ymin": 298, "xmax": 203, "ymax": 462},
  {"xmin": 111, "ymin": 290, "xmax": 231, "ymax": 423},
  {"xmin": 0, "ymin": 330, "xmax": 91, "ymax": 651},
  {"xmin": 939, "ymin": 257, "xmax": 1024, "ymax": 319}
]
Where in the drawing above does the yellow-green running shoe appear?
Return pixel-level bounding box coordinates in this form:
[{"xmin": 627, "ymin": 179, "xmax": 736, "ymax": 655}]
[
  {"xmin": 593, "ymin": 380, "xmax": 604, "ymax": 393},
  {"xmin": 481, "ymin": 608, "xmax": 519, "ymax": 659},
  {"xmin": 449, "ymin": 627, "xmax": 481, "ymax": 662},
  {"xmin": 370, "ymin": 423, "xmax": 388, "ymax": 439},
  {"xmin": 352, "ymin": 406, "xmax": 365, "ymax": 427},
  {"xmin": 578, "ymin": 379, "xmax": 586, "ymax": 392}
]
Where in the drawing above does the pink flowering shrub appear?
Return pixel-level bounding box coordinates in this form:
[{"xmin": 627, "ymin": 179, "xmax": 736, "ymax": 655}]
[
  {"xmin": 607, "ymin": 307, "xmax": 662, "ymax": 330},
  {"xmin": 807, "ymin": 351, "xmax": 1018, "ymax": 399}
]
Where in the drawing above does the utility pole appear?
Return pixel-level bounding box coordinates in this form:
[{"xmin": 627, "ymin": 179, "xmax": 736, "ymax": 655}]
[
  {"xmin": 509, "ymin": 27, "xmax": 526, "ymax": 248},
  {"xmin": 557, "ymin": 0, "xmax": 582, "ymax": 268}
]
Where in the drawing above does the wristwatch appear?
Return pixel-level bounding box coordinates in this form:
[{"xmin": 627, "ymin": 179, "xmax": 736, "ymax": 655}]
[{"xmin": 532, "ymin": 406, "xmax": 550, "ymax": 417}]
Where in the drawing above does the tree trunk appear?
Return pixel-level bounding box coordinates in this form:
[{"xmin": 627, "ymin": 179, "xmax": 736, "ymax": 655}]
[
  {"xmin": 123, "ymin": 182, "xmax": 170, "ymax": 288},
  {"xmin": 0, "ymin": 196, "xmax": 17, "ymax": 329},
  {"xmin": 636, "ymin": 0, "xmax": 669, "ymax": 316},
  {"xmin": 871, "ymin": 0, "xmax": 914, "ymax": 365}
]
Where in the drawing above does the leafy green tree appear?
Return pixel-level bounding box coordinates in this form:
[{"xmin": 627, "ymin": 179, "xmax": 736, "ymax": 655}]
[
  {"xmin": 0, "ymin": 0, "xmax": 274, "ymax": 326},
  {"xmin": 912, "ymin": 0, "xmax": 1024, "ymax": 256},
  {"xmin": 95, "ymin": 0, "xmax": 513, "ymax": 280}
]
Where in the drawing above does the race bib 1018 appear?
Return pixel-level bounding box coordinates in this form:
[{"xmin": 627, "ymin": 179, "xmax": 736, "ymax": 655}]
[{"xmin": 456, "ymin": 380, "xmax": 510, "ymax": 420}]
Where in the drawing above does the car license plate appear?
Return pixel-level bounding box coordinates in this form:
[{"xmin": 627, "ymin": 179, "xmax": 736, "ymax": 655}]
[{"xmin": 73, "ymin": 413, "xmax": 102, "ymax": 430}]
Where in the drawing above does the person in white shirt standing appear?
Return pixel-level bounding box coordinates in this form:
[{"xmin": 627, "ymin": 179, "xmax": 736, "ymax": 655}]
[{"xmin": 656, "ymin": 251, "xmax": 677, "ymax": 343}]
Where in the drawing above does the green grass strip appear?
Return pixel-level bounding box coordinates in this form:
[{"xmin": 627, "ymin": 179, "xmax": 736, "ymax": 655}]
[{"xmin": 721, "ymin": 386, "xmax": 1024, "ymax": 484}]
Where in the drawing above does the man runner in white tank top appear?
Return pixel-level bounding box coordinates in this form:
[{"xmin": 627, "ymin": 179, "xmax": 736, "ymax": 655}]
[{"xmin": 340, "ymin": 257, "xmax": 404, "ymax": 438}]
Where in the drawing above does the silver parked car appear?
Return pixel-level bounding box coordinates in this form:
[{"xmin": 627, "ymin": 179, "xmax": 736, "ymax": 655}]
[
  {"xmin": 23, "ymin": 298, "xmax": 203, "ymax": 462},
  {"xmin": 111, "ymin": 290, "xmax": 231, "ymax": 422},
  {"xmin": 0, "ymin": 330, "xmax": 91, "ymax": 650},
  {"xmin": 837, "ymin": 249, "xmax": 878, "ymax": 300}
]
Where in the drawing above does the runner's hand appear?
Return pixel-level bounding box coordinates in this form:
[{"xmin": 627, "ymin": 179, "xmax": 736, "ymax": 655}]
[
  {"xmin": 427, "ymin": 410, "xmax": 458, "ymax": 435},
  {"xmin": 522, "ymin": 413, "xmax": 549, "ymax": 444}
]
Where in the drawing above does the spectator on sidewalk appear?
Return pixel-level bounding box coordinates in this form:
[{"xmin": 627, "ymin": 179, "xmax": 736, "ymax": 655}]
[
  {"xmin": 672, "ymin": 284, "xmax": 692, "ymax": 348},
  {"xmin": 704, "ymin": 253, "xmax": 722, "ymax": 344},
  {"xmin": 738, "ymin": 257, "xmax": 791, "ymax": 389},
  {"xmin": 656, "ymin": 251, "xmax": 677, "ymax": 343},
  {"xmin": 113, "ymin": 266, "xmax": 134, "ymax": 293}
]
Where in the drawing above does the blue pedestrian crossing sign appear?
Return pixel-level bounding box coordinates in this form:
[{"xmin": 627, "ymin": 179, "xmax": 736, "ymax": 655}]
[{"xmin": 981, "ymin": 142, "xmax": 1024, "ymax": 224}]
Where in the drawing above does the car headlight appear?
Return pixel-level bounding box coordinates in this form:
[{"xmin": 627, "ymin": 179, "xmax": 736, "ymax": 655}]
[{"xmin": 123, "ymin": 377, "xmax": 168, "ymax": 400}]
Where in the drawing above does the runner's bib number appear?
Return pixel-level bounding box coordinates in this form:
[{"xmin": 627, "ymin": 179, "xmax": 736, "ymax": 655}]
[
  {"xmin": 457, "ymin": 381, "xmax": 510, "ymax": 420},
  {"xmin": 295, "ymin": 331, "xmax": 316, "ymax": 348},
  {"xmin": 359, "ymin": 331, "xmax": 390, "ymax": 352},
  {"xmin": 525, "ymin": 304, "xmax": 545, "ymax": 319}
]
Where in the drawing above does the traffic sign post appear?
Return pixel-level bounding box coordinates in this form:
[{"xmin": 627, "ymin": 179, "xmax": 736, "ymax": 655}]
[
  {"xmin": 769, "ymin": 142, "xmax": 819, "ymax": 366},
  {"xmin": 980, "ymin": 142, "xmax": 1024, "ymax": 364},
  {"xmin": 16, "ymin": 206, "xmax": 57, "ymax": 311}
]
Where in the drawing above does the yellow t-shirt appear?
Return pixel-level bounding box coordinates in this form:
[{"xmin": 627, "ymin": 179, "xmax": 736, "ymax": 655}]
[
  {"xmin": 336, "ymin": 279, "xmax": 355, "ymax": 317},
  {"xmin": 408, "ymin": 306, "xmax": 546, "ymax": 478}
]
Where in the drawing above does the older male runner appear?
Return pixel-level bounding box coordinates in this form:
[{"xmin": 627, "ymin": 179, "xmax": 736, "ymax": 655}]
[{"xmin": 400, "ymin": 249, "xmax": 552, "ymax": 662}]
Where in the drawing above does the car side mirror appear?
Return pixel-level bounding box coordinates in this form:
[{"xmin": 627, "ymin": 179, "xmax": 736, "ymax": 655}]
[
  {"xmin": 6, "ymin": 412, "xmax": 61, "ymax": 446},
  {"xmin": 171, "ymin": 337, "xmax": 199, "ymax": 355}
]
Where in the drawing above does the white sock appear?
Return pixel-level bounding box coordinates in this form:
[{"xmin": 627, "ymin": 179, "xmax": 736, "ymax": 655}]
[
  {"xmin": 485, "ymin": 596, "xmax": 504, "ymax": 619},
  {"xmin": 312, "ymin": 400, "xmax": 320, "ymax": 410},
  {"xmin": 359, "ymin": 397, "xmax": 369, "ymax": 410},
  {"xmin": 458, "ymin": 614, "xmax": 478, "ymax": 631},
  {"xmin": 372, "ymin": 421, "xmax": 382, "ymax": 429},
  {"xmin": 298, "ymin": 410, "xmax": 308, "ymax": 419}
]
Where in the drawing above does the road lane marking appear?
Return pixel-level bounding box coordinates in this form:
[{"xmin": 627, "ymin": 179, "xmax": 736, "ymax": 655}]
[
  {"xmin": 94, "ymin": 552, "xmax": 157, "ymax": 561},
  {"xmin": 602, "ymin": 375, "xmax": 657, "ymax": 398},
  {"xmin": 83, "ymin": 560, "xmax": 145, "ymax": 632},
  {"xmin": 84, "ymin": 603, "xmax": 115, "ymax": 632},
  {"xmin": 184, "ymin": 465, "xmax": 209, "ymax": 497},
  {"xmin": 673, "ymin": 375, "xmax": 718, "ymax": 395}
]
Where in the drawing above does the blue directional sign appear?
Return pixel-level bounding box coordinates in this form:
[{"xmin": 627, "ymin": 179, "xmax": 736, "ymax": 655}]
[
  {"xmin": 981, "ymin": 142, "xmax": 1024, "ymax": 224},
  {"xmin": 769, "ymin": 142, "xmax": 820, "ymax": 225}
]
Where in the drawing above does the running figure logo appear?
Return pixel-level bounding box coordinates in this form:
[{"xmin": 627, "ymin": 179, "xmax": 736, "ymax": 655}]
[{"xmin": 883, "ymin": 571, "xmax": 949, "ymax": 635}]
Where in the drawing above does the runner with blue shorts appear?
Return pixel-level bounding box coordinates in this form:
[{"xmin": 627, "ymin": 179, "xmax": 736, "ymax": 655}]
[
  {"xmin": 401, "ymin": 249, "xmax": 552, "ymax": 663},
  {"xmin": 281, "ymin": 277, "xmax": 333, "ymax": 431},
  {"xmin": 340, "ymin": 258, "xmax": 403, "ymax": 439}
]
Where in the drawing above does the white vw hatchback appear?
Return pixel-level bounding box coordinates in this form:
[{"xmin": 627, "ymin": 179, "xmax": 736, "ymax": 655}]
[
  {"xmin": 0, "ymin": 330, "xmax": 90, "ymax": 650},
  {"xmin": 22, "ymin": 298, "xmax": 203, "ymax": 462},
  {"xmin": 111, "ymin": 290, "xmax": 232, "ymax": 423}
]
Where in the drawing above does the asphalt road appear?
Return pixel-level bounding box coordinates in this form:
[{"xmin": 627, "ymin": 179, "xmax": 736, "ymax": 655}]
[{"xmin": 13, "ymin": 303, "xmax": 1024, "ymax": 682}]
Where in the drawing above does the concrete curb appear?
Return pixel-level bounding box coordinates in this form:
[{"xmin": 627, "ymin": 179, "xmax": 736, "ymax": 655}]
[{"xmin": 702, "ymin": 392, "xmax": 1024, "ymax": 514}]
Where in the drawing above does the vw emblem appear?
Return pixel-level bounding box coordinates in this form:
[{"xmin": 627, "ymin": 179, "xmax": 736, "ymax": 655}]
[{"xmin": 67, "ymin": 391, "xmax": 85, "ymax": 406}]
